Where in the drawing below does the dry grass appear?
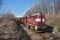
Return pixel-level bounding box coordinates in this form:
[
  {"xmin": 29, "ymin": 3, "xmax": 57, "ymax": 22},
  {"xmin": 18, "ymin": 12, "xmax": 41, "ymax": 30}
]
[
  {"xmin": 0, "ymin": 13, "xmax": 19, "ymax": 38},
  {"xmin": 45, "ymin": 14, "xmax": 60, "ymax": 37},
  {"xmin": 45, "ymin": 14, "xmax": 60, "ymax": 26}
]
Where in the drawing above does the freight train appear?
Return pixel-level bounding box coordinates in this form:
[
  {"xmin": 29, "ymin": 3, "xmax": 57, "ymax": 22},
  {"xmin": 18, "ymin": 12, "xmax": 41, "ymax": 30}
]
[{"xmin": 19, "ymin": 13, "xmax": 47, "ymax": 32}]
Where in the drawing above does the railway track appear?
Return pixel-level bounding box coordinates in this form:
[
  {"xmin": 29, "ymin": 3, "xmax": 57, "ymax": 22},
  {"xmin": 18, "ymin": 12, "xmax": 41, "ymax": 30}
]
[{"xmin": 20, "ymin": 24, "xmax": 55, "ymax": 40}]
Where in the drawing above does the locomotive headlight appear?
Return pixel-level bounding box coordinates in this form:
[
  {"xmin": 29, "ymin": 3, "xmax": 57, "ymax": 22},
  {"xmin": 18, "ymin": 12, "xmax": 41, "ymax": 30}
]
[
  {"xmin": 35, "ymin": 18, "xmax": 41, "ymax": 22},
  {"xmin": 42, "ymin": 18, "xmax": 45, "ymax": 22}
]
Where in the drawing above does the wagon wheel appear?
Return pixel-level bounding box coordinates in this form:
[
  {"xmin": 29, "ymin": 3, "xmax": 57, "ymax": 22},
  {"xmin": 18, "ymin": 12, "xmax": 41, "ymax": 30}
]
[
  {"xmin": 27, "ymin": 25, "xmax": 30, "ymax": 29},
  {"xmin": 30, "ymin": 26, "xmax": 34, "ymax": 30}
]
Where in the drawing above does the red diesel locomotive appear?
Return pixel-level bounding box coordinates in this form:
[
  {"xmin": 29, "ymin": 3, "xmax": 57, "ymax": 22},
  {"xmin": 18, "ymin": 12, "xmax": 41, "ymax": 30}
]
[{"xmin": 19, "ymin": 13, "xmax": 47, "ymax": 32}]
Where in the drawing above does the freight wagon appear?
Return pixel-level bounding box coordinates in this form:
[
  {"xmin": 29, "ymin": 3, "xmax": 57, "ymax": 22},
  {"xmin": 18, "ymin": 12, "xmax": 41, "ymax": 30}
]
[
  {"xmin": 19, "ymin": 13, "xmax": 47, "ymax": 32},
  {"xmin": 19, "ymin": 17, "xmax": 25, "ymax": 24}
]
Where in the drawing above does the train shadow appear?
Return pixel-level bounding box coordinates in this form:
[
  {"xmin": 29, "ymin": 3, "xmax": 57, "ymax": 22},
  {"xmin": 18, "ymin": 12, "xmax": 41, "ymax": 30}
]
[
  {"xmin": 45, "ymin": 24, "xmax": 54, "ymax": 33},
  {"xmin": 36, "ymin": 24, "xmax": 54, "ymax": 34},
  {"xmin": 37, "ymin": 24, "xmax": 54, "ymax": 34}
]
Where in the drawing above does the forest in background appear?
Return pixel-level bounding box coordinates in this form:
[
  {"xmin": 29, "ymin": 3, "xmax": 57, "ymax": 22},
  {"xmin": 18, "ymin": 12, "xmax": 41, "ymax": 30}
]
[{"xmin": 25, "ymin": 0, "xmax": 60, "ymax": 16}]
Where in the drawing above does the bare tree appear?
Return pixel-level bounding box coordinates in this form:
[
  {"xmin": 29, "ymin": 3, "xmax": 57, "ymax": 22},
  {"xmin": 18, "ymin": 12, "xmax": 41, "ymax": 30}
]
[
  {"xmin": 25, "ymin": 0, "xmax": 49, "ymax": 16},
  {"xmin": 25, "ymin": 0, "xmax": 59, "ymax": 16},
  {"xmin": 0, "ymin": 0, "xmax": 2, "ymax": 9},
  {"xmin": 0, "ymin": 10, "xmax": 15, "ymax": 23},
  {"xmin": 0, "ymin": 0, "xmax": 2, "ymax": 22},
  {"xmin": 54, "ymin": 0, "xmax": 60, "ymax": 14},
  {"xmin": 0, "ymin": 0, "xmax": 2, "ymax": 17}
]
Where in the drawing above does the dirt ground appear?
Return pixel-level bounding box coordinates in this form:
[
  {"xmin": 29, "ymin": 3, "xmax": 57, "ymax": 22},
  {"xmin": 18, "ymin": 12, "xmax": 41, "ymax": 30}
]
[{"xmin": 21, "ymin": 24, "xmax": 60, "ymax": 40}]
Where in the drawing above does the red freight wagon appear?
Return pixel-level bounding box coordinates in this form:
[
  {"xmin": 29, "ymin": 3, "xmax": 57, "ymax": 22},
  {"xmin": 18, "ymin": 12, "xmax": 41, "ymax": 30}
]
[{"xmin": 19, "ymin": 17, "xmax": 25, "ymax": 24}]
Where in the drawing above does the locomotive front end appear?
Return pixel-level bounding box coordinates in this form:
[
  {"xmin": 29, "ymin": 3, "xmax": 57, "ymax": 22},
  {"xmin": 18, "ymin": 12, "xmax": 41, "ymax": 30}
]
[{"xmin": 34, "ymin": 13, "xmax": 46, "ymax": 32}]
